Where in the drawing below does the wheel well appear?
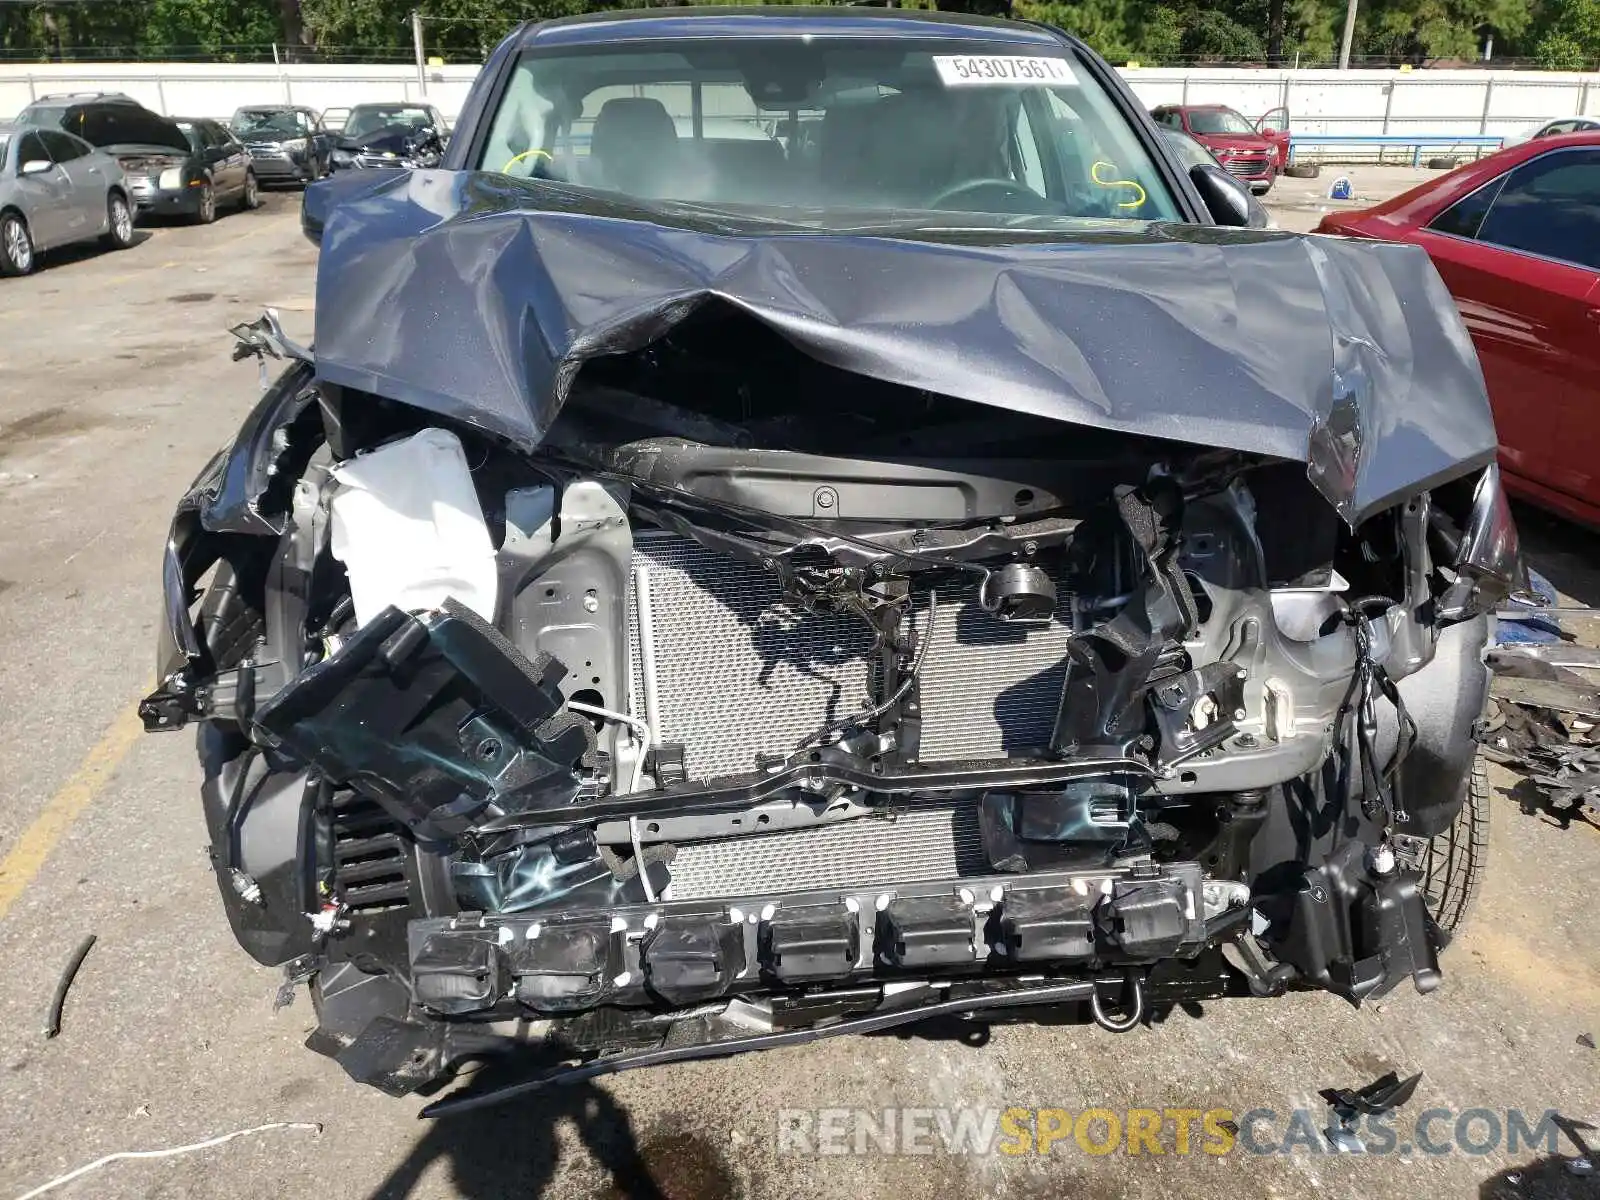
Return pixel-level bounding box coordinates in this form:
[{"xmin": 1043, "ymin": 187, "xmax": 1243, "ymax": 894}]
[{"xmin": 0, "ymin": 205, "xmax": 26, "ymax": 228}]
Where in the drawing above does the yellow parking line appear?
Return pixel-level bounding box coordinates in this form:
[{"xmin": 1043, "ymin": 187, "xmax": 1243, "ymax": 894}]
[
  {"xmin": 0, "ymin": 706, "xmax": 143, "ymax": 923},
  {"xmin": 225, "ymin": 220, "xmax": 284, "ymax": 245}
]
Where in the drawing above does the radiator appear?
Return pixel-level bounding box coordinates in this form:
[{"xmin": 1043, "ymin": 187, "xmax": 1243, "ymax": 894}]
[
  {"xmin": 667, "ymin": 800, "xmax": 987, "ymax": 899},
  {"xmin": 628, "ymin": 532, "xmax": 1076, "ymax": 779}
]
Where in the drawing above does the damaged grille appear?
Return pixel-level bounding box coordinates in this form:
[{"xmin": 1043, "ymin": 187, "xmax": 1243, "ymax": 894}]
[
  {"xmin": 331, "ymin": 797, "xmax": 412, "ymax": 912},
  {"xmin": 628, "ymin": 532, "xmax": 1076, "ymax": 778},
  {"xmin": 668, "ymin": 800, "xmax": 986, "ymax": 899}
]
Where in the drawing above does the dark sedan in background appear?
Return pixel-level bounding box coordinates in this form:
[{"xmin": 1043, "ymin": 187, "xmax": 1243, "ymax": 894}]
[
  {"xmin": 1317, "ymin": 133, "xmax": 1600, "ymax": 527},
  {"xmin": 230, "ymin": 105, "xmax": 331, "ymax": 185},
  {"xmin": 328, "ymin": 102, "xmax": 448, "ymax": 171},
  {"xmin": 168, "ymin": 117, "xmax": 260, "ymax": 219}
]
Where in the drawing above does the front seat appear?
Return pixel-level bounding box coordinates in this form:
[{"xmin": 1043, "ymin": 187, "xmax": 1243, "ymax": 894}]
[{"xmin": 590, "ymin": 97, "xmax": 680, "ymax": 196}]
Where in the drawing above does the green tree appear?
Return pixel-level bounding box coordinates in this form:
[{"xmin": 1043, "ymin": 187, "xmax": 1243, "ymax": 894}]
[
  {"xmin": 1137, "ymin": 4, "xmax": 1185, "ymax": 59},
  {"xmin": 1182, "ymin": 6, "xmax": 1266, "ymax": 56},
  {"xmin": 1533, "ymin": 29, "xmax": 1587, "ymax": 63}
]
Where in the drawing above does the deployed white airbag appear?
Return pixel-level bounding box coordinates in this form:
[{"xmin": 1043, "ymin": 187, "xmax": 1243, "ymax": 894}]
[{"xmin": 329, "ymin": 427, "xmax": 498, "ymax": 628}]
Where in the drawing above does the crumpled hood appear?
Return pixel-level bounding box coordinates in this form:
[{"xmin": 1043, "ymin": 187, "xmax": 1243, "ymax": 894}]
[
  {"xmin": 305, "ymin": 169, "xmax": 1498, "ymax": 525},
  {"xmin": 342, "ymin": 126, "xmax": 427, "ymax": 156}
]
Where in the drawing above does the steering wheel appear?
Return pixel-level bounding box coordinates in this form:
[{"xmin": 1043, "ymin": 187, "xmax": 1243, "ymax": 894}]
[{"xmin": 924, "ymin": 177, "xmax": 1055, "ymax": 214}]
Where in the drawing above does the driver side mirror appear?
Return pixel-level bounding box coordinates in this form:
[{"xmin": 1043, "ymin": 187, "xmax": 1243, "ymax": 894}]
[
  {"xmin": 20, "ymin": 159, "xmax": 53, "ymax": 176},
  {"xmin": 1189, "ymin": 163, "xmax": 1270, "ymax": 229}
]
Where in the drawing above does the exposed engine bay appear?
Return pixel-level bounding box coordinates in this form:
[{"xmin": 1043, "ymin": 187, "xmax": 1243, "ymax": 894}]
[
  {"xmin": 136, "ymin": 151, "xmax": 1531, "ymax": 1110},
  {"xmin": 147, "ymin": 312, "xmax": 1519, "ymax": 1108}
]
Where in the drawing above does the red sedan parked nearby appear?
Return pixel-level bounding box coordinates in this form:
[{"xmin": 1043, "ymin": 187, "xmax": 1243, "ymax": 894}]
[
  {"xmin": 1316, "ymin": 133, "xmax": 1600, "ymax": 528},
  {"xmin": 1151, "ymin": 104, "xmax": 1288, "ymax": 194}
]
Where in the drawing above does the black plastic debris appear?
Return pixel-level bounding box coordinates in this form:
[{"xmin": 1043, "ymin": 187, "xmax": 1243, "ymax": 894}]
[
  {"xmin": 1479, "ymin": 693, "xmax": 1600, "ymax": 826},
  {"xmin": 1481, "ymin": 631, "xmax": 1600, "ymax": 827},
  {"xmin": 1320, "ymin": 1069, "xmax": 1423, "ymax": 1151},
  {"xmin": 42, "ymin": 933, "xmax": 96, "ymax": 1039},
  {"xmin": 1554, "ymin": 1115, "xmax": 1598, "ymax": 1177},
  {"xmin": 1579, "ymin": 1032, "xmax": 1596, "ymax": 1051}
]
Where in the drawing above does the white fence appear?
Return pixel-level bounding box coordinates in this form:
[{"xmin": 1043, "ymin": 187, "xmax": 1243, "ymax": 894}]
[
  {"xmin": 0, "ymin": 62, "xmax": 482, "ymax": 126},
  {"xmin": 1124, "ymin": 67, "xmax": 1600, "ymax": 141},
  {"xmin": 3, "ymin": 59, "xmax": 1597, "ymax": 146}
]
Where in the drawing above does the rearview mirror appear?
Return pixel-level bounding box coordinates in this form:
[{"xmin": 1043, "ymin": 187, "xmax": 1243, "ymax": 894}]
[
  {"xmin": 1189, "ymin": 163, "xmax": 1270, "ymax": 229},
  {"xmin": 20, "ymin": 159, "xmax": 53, "ymax": 176}
]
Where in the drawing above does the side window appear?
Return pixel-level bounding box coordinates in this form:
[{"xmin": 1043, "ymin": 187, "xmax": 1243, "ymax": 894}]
[
  {"xmin": 1477, "ymin": 149, "xmax": 1600, "ymax": 269},
  {"xmin": 1538, "ymin": 121, "xmax": 1577, "ymax": 138},
  {"xmin": 482, "ymin": 61, "xmax": 558, "ymax": 175},
  {"xmin": 1427, "ymin": 176, "xmax": 1506, "ymax": 239},
  {"xmin": 206, "ymin": 122, "xmax": 229, "ymax": 148},
  {"xmin": 16, "ymin": 131, "xmax": 49, "ymax": 169},
  {"xmin": 39, "ymin": 129, "xmax": 88, "ymax": 162}
]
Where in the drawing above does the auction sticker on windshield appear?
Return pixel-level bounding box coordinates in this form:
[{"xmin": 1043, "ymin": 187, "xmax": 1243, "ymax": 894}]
[{"xmin": 933, "ymin": 55, "xmax": 1077, "ymax": 86}]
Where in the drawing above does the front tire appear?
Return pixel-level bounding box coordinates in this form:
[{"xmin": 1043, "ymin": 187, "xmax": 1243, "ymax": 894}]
[
  {"xmin": 101, "ymin": 191, "xmax": 135, "ymax": 250},
  {"xmin": 1417, "ymin": 752, "xmax": 1489, "ymax": 934},
  {"xmin": 0, "ymin": 211, "xmax": 34, "ymax": 275},
  {"xmin": 240, "ymin": 171, "xmax": 261, "ymax": 211},
  {"xmin": 193, "ymin": 181, "xmax": 217, "ymax": 225}
]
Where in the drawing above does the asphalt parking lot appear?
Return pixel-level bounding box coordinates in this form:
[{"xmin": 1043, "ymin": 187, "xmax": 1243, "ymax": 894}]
[{"xmin": 1, "ymin": 171, "xmax": 1598, "ymax": 1200}]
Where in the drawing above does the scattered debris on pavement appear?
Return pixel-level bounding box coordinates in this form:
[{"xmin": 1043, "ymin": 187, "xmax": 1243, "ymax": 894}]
[
  {"xmin": 1319, "ymin": 1069, "xmax": 1424, "ymax": 1151},
  {"xmin": 42, "ymin": 933, "xmax": 96, "ymax": 1040},
  {"xmin": 1479, "ymin": 575, "xmax": 1600, "ymax": 826}
]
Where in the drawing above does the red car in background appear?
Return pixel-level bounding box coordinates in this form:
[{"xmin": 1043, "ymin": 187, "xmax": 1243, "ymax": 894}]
[
  {"xmin": 1316, "ymin": 133, "xmax": 1600, "ymax": 527},
  {"xmin": 1151, "ymin": 104, "xmax": 1289, "ymax": 194}
]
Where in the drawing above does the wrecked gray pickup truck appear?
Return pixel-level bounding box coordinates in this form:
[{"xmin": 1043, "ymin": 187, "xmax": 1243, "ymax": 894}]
[{"xmin": 143, "ymin": 8, "xmax": 1522, "ymax": 1112}]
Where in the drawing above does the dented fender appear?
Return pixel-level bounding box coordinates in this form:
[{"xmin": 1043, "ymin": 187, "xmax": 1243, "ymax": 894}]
[{"xmin": 143, "ymin": 361, "xmax": 319, "ymax": 731}]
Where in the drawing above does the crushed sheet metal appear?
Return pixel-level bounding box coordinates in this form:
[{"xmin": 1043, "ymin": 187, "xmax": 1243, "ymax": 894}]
[{"xmin": 303, "ymin": 169, "xmax": 1498, "ymax": 525}]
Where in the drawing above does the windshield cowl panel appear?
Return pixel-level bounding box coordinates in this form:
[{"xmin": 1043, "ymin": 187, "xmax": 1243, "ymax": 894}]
[{"xmin": 475, "ymin": 36, "xmax": 1180, "ymax": 228}]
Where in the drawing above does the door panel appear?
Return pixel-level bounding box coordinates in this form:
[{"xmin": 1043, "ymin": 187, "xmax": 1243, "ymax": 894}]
[
  {"xmin": 12, "ymin": 132, "xmax": 67, "ymax": 248},
  {"xmin": 1554, "ymin": 276, "xmax": 1600, "ymax": 511},
  {"xmin": 221, "ymin": 128, "xmax": 249, "ymax": 195},
  {"xmin": 1255, "ymin": 106, "xmax": 1290, "ymax": 169},
  {"xmin": 41, "ymin": 130, "xmax": 103, "ymax": 239},
  {"xmin": 1416, "ymin": 231, "xmax": 1599, "ymax": 506}
]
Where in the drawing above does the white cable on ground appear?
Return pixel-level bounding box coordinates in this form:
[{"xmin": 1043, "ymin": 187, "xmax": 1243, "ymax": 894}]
[{"xmin": 13, "ymin": 1121, "xmax": 323, "ymax": 1200}]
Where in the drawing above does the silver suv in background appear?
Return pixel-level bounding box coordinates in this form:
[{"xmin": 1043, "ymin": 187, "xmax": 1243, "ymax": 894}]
[
  {"xmin": 0, "ymin": 122, "xmax": 135, "ymax": 275},
  {"xmin": 230, "ymin": 105, "xmax": 332, "ymax": 185}
]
